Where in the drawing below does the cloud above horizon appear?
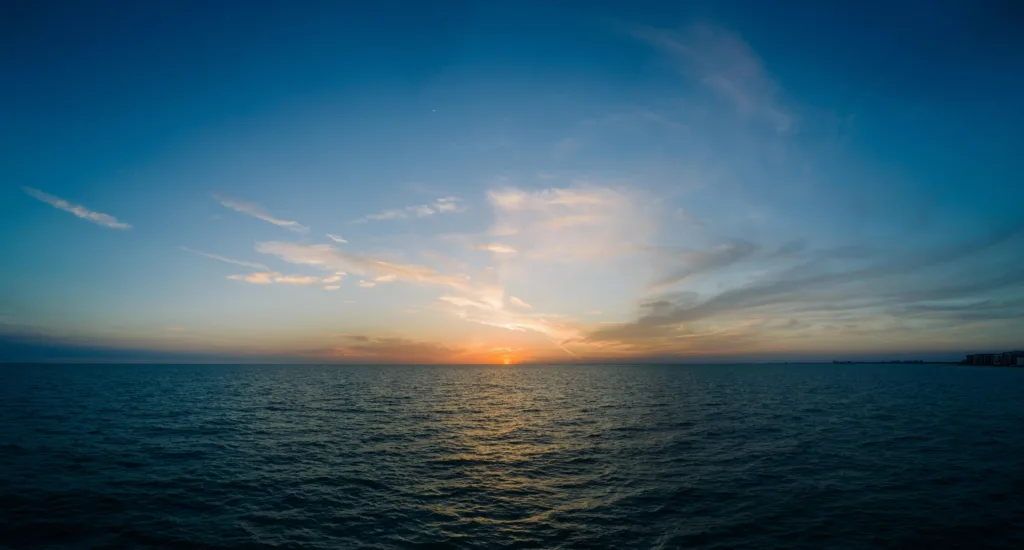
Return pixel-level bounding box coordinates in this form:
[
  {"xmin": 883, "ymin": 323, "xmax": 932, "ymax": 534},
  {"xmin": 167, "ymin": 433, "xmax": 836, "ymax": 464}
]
[
  {"xmin": 214, "ymin": 194, "xmax": 309, "ymax": 233},
  {"xmin": 351, "ymin": 197, "xmax": 465, "ymax": 224},
  {"xmin": 650, "ymin": 240, "xmax": 759, "ymax": 290},
  {"xmin": 470, "ymin": 243, "xmax": 517, "ymax": 254},
  {"xmin": 333, "ymin": 335, "xmax": 466, "ymax": 363},
  {"xmin": 487, "ymin": 185, "xmax": 658, "ymax": 262},
  {"xmin": 179, "ymin": 246, "xmax": 269, "ymax": 270},
  {"xmin": 22, "ymin": 187, "xmax": 131, "ymax": 229},
  {"xmin": 632, "ymin": 23, "xmax": 793, "ymax": 132},
  {"xmin": 509, "ymin": 296, "xmax": 532, "ymax": 309},
  {"xmin": 253, "ymin": 232, "xmax": 594, "ymax": 354},
  {"xmin": 583, "ymin": 224, "xmax": 1024, "ymax": 354},
  {"xmin": 227, "ymin": 272, "xmax": 329, "ymax": 285},
  {"xmin": 255, "ymin": 241, "xmax": 480, "ymax": 292}
]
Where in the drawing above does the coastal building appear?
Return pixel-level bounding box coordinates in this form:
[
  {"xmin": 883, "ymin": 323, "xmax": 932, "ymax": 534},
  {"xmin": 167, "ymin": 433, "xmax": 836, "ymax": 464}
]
[
  {"xmin": 972, "ymin": 354, "xmax": 996, "ymax": 365},
  {"xmin": 963, "ymin": 351, "xmax": 1024, "ymax": 367},
  {"xmin": 1002, "ymin": 351, "xmax": 1024, "ymax": 366}
]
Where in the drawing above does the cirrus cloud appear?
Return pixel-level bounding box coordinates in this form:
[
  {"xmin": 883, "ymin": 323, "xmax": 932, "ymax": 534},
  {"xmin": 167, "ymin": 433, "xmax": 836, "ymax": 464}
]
[
  {"xmin": 22, "ymin": 187, "xmax": 131, "ymax": 229},
  {"xmin": 227, "ymin": 272, "xmax": 332, "ymax": 286},
  {"xmin": 214, "ymin": 194, "xmax": 309, "ymax": 233},
  {"xmin": 509, "ymin": 296, "xmax": 532, "ymax": 309},
  {"xmin": 487, "ymin": 185, "xmax": 658, "ymax": 261},
  {"xmin": 470, "ymin": 243, "xmax": 517, "ymax": 254},
  {"xmin": 351, "ymin": 197, "xmax": 465, "ymax": 224},
  {"xmin": 179, "ymin": 246, "xmax": 269, "ymax": 270}
]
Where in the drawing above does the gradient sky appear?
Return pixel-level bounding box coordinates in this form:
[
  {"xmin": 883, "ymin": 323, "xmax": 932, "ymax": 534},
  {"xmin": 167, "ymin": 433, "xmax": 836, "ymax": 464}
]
[{"xmin": 3, "ymin": 0, "xmax": 1023, "ymax": 363}]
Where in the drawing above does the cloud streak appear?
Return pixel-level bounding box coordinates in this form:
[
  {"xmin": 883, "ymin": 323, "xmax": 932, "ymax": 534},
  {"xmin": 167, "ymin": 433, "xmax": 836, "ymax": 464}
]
[
  {"xmin": 487, "ymin": 185, "xmax": 658, "ymax": 261},
  {"xmin": 351, "ymin": 197, "xmax": 465, "ymax": 224},
  {"xmin": 255, "ymin": 241, "xmax": 483, "ymax": 294},
  {"xmin": 471, "ymin": 243, "xmax": 517, "ymax": 254},
  {"xmin": 272, "ymin": 275, "xmax": 321, "ymax": 286},
  {"xmin": 632, "ymin": 23, "xmax": 793, "ymax": 132},
  {"xmin": 509, "ymin": 296, "xmax": 532, "ymax": 309},
  {"xmin": 228, "ymin": 272, "xmax": 332, "ymax": 286},
  {"xmin": 227, "ymin": 272, "xmax": 277, "ymax": 285},
  {"xmin": 585, "ymin": 224, "xmax": 1024, "ymax": 350},
  {"xmin": 250, "ymin": 241, "xmax": 595, "ymax": 350},
  {"xmin": 651, "ymin": 239, "xmax": 758, "ymax": 289},
  {"xmin": 179, "ymin": 246, "xmax": 269, "ymax": 270},
  {"xmin": 214, "ymin": 194, "xmax": 309, "ymax": 233},
  {"xmin": 22, "ymin": 187, "xmax": 131, "ymax": 229}
]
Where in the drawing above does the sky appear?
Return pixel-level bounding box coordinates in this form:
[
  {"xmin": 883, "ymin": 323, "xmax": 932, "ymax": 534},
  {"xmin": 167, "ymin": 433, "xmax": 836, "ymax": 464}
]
[{"xmin": 2, "ymin": 0, "xmax": 1023, "ymax": 364}]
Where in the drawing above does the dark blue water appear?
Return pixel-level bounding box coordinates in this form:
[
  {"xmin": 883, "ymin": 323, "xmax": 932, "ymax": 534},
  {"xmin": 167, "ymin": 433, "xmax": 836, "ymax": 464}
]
[{"xmin": 1, "ymin": 363, "xmax": 1023, "ymax": 549}]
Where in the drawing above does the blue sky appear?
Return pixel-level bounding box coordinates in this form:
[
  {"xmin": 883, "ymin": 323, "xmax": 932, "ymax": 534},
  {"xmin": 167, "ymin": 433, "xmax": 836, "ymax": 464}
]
[{"xmin": 2, "ymin": 0, "xmax": 1022, "ymax": 363}]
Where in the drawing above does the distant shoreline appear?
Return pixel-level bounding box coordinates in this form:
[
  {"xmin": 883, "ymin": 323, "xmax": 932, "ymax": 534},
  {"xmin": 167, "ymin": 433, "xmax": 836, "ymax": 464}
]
[
  {"xmin": 831, "ymin": 361, "xmax": 960, "ymax": 365},
  {"xmin": 0, "ymin": 361, "xmax": 1007, "ymax": 367}
]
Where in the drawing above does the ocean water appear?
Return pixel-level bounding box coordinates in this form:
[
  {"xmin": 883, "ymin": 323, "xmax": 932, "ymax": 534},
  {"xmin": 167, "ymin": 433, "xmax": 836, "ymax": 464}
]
[{"xmin": 1, "ymin": 363, "xmax": 1023, "ymax": 549}]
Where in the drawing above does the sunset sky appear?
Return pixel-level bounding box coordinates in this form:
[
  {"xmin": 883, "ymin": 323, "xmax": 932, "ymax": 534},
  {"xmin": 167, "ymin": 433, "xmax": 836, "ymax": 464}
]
[{"xmin": 3, "ymin": 1, "xmax": 1023, "ymax": 363}]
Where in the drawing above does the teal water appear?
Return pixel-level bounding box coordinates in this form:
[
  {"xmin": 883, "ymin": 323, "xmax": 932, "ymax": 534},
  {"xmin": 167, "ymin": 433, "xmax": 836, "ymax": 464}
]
[{"xmin": 1, "ymin": 363, "xmax": 1023, "ymax": 549}]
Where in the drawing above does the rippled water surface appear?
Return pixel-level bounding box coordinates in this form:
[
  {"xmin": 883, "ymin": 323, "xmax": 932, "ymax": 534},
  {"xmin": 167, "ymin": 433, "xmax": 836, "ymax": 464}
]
[{"xmin": 2, "ymin": 363, "xmax": 1023, "ymax": 549}]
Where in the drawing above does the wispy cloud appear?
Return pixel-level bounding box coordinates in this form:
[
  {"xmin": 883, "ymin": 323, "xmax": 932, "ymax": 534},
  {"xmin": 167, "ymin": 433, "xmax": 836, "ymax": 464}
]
[
  {"xmin": 583, "ymin": 225, "xmax": 1024, "ymax": 352},
  {"xmin": 487, "ymin": 185, "xmax": 658, "ymax": 261},
  {"xmin": 470, "ymin": 243, "xmax": 517, "ymax": 254},
  {"xmin": 359, "ymin": 209, "xmax": 405, "ymax": 222},
  {"xmin": 391, "ymin": 182, "xmax": 670, "ymax": 359},
  {"xmin": 255, "ymin": 241, "xmax": 481, "ymax": 293},
  {"xmin": 439, "ymin": 295, "xmax": 488, "ymax": 309},
  {"xmin": 227, "ymin": 272, "xmax": 277, "ymax": 284},
  {"xmin": 437, "ymin": 292, "xmax": 583, "ymax": 349},
  {"xmin": 435, "ymin": 287, "xmax": 586, "ymax": 359},
  {"xmin": 432, "ymin": 197, "xmax": 463, "ymax": 213},
  {"xmin": 214, "ymin": 194, "xmax": 309, "ymax": 233},
  {"xmin": 351, "ymin": 197, "xmax": 465, "ymax": 224},
  {"xmin": 509, "ymin": 296, "xmax": 532, "ymax": 309},
  {"xmin": 632, "ymin": 23, "xmax": 793, "ymax": 132},
  {"xmin": 651, "ymin": 239, "xmax": 759, "ymax": 290},
  {"xmin": 179, "ymin": 246, "xmax": 269, "ymax": 270},
  {"xmin": 227, "ymin": 272, "xmax": 323, "ymax": 286},
  {"xmin": 323, "ymin": 285, "xmax": 341, "ymax": 291},
  {"xmin": 254, "ymin": 241, "xmax": 572, "ymax": 346},
  {"xmin": 22, "ymin": 187, "xmax": 131, "ymax": 229},
  {"xmin": 272, "ymin": 275, "xmax": 321, "ymax": 286},
  {"xmin": 326, "ymin": 234, "xmax": 347, "ymax": 243}
]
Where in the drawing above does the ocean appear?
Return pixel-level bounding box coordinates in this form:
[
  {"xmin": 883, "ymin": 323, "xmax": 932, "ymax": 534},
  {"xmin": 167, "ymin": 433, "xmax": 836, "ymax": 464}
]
[{"xmin": 1, "ymin": 363, "xmax": 1022, "ymax": 549}]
